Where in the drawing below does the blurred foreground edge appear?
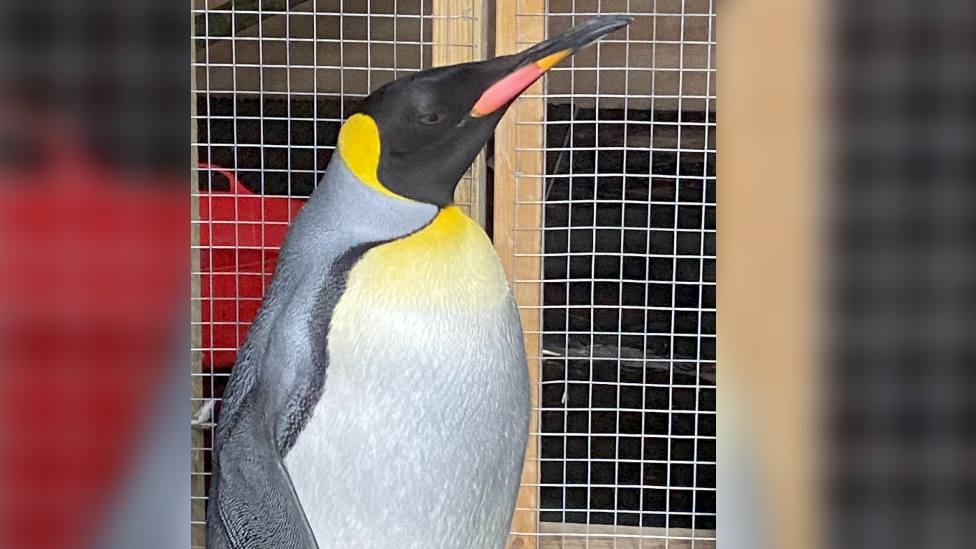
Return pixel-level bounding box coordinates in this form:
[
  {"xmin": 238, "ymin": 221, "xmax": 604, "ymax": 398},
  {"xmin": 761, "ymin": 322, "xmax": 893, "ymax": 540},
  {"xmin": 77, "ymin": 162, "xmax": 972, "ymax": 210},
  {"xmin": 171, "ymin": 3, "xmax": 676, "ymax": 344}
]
[{"xmin": 0, "ymin": 104, "xmax": 187, "ymax": 549}]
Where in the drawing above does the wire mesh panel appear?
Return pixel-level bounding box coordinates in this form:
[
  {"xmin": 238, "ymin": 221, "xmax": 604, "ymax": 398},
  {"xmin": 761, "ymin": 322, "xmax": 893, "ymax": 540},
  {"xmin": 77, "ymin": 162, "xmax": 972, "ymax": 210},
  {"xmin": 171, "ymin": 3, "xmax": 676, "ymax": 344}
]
[
  {"xmin": 495, "ymin": 1, "xmax": 716, "ymax": 547},
  {"xmin": 191, "ymin": 1, "xmax": 714, "ymax": 547},
  {"xmin": 190, "ymin": 1, "xmax": 486, "ymax": 547}
]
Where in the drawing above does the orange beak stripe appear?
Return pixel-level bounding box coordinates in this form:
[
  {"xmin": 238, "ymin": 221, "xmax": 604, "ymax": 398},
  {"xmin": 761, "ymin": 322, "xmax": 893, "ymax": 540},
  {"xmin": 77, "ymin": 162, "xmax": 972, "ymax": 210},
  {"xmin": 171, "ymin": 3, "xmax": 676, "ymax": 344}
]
[{"xmin": 470, "ymin": 49, "xmax": 572, "ymax": 118}]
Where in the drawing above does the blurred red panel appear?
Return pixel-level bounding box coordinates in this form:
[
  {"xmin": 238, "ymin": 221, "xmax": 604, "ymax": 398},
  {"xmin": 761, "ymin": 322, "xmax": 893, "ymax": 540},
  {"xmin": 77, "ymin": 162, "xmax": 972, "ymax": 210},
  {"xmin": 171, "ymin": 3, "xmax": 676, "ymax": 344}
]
[{"xmin": 0, "ymin": 114, "xmax": 185, "ymax": 549}]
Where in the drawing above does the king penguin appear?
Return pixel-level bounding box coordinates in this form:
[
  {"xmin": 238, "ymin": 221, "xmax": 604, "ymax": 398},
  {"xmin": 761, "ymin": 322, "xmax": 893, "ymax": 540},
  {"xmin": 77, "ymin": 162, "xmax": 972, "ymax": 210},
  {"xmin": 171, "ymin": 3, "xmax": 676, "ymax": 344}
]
[{"xmin": 207, "ymin": 14, "xmax": 632, "ymax": 549}]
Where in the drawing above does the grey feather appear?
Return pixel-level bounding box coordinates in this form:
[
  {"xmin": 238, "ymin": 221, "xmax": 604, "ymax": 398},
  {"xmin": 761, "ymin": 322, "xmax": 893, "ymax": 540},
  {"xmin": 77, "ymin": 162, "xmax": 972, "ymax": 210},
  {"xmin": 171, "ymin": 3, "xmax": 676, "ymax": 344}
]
[{"xmin": 207, "ymin": 156, "xmax": 437, "ymax": 549}]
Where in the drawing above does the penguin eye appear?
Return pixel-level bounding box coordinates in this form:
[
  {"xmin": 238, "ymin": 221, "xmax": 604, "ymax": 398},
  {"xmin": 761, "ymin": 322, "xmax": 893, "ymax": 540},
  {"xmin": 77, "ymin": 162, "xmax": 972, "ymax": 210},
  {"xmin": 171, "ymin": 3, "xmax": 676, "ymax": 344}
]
[{"xmin": 417, "ymin": 111, "xmax": 443, "ymax": 125}]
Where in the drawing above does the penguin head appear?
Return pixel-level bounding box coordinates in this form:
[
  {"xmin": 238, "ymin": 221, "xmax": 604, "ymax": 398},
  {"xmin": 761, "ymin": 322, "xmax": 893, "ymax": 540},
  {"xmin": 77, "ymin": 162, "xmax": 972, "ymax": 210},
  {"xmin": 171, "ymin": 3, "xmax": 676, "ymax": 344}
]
[{"xmin": 336, "ymin": 14, "xmax": 632, "ymax": 207}]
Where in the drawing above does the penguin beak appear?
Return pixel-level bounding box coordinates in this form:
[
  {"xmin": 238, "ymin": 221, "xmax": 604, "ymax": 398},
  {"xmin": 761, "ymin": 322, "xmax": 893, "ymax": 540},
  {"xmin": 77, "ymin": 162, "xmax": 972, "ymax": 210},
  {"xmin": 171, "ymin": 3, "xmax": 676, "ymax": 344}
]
[{"xmin": 470, "ymin": 14, "xmax": 633, "ymax": 118}]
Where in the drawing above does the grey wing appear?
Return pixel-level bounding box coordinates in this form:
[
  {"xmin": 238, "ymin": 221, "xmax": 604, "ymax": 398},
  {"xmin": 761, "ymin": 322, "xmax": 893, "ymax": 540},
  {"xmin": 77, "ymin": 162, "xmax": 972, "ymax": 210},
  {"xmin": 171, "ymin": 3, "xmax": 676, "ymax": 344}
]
[
  {"xmin": 205, "ymin": 158, "xmax": 436, "ymax": 548},
  {"xmin": 276, "ymin": 241, "xmax": 385, "ymax": 455},
  {"xmin": 205, "ymin": 264, "xmax": 321, "ymax": 548},
  {"xmin": 206, "ymin": 393, "xmax": 319, "ymax": 549},
  {"xmin": 207, "ymin": 243, "xmax": 383, "ymax": 549}
]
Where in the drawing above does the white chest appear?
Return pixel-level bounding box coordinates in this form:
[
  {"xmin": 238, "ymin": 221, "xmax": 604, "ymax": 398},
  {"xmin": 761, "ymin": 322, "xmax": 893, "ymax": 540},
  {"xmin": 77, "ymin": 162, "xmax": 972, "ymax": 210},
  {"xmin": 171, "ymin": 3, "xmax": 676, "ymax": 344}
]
[
  {"xmin": 284, "ymin": 300, "xmax": 528, "ymax": 548},
  {"xmin": 283, "ymin": 207, "xmax": 530, "ymax": 548}
]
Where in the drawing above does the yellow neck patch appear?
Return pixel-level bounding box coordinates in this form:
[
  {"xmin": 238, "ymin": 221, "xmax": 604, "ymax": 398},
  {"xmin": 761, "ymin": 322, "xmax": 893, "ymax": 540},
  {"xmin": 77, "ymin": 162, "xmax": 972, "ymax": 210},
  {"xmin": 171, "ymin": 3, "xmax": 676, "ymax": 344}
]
[
  {"xmin": 336, "ymin": 206, "xmax": 511, "ymax": 315},
  {"xmin": 337, "ymin": 113, "xmax": 409, "ymax": 201}
]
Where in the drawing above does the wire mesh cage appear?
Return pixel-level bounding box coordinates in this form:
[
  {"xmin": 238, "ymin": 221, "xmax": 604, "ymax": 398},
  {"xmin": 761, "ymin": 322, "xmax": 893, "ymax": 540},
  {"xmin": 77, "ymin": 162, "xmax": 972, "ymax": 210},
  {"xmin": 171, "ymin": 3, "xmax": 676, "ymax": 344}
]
[
  {"xmin": 491, "ymin": 1, "xmax": 715, "ymax": 546},
  {"xmin": 191, "ymin": 2, "xmax": 486, "ymax": 546},
  {"xmin": 191, "ymin": 1, "xmax": 715, "ymax": 548}
]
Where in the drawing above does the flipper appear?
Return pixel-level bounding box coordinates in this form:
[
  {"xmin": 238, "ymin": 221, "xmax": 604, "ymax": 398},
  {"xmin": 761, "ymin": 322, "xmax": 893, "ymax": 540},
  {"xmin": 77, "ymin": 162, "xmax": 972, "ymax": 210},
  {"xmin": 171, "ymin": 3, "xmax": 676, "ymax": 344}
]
[{"xmin": 207, "ymin": 397, "xmax": 319, "ymax": 549}]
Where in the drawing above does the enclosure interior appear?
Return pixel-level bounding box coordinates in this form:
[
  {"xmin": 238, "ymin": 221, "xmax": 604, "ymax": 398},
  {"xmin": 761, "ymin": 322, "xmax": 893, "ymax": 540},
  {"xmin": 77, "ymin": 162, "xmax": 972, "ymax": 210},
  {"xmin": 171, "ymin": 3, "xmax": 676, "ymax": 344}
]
[{"xmin": 192, "ymin": 1, "xmax": 715, "ymax": 547}]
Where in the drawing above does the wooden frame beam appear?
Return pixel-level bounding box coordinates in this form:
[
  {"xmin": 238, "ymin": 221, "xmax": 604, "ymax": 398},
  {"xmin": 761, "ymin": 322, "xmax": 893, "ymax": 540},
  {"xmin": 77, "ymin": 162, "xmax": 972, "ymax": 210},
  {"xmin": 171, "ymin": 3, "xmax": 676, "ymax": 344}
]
[
  {"xmin": 494, "ymin": 0, "xmax": 545, "ymax": 547},
  {"xmin": 432, "ymin": 0, "xmax": 488, "ymax": 226}
]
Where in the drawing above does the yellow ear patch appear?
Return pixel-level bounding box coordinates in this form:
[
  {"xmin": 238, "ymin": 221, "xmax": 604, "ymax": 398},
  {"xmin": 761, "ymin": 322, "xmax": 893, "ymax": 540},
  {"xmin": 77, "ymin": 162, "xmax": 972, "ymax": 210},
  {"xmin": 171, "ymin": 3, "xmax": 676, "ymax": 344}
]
[{"xmin": 337, "ymin": 113, "xmax": 408, "ymax": 201}]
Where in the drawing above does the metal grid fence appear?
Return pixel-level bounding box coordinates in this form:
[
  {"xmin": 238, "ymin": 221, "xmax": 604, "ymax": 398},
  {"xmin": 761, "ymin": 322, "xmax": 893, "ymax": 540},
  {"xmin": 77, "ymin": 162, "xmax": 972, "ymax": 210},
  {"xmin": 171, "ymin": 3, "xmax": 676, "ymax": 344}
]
[
  {"xmin": 501, "ymin": 0, "xmax": 716, "ymax": 546},
  {"xmin": 191, "ymin": 0, "xmax": 482, "ymax": 215},
  {"xmin": 191, "ymin": 1, "xmax": 715, "ymax": 547},
  {"xmin": 190, "ymin": 1, "xmax": 486, "ymax": 546}
]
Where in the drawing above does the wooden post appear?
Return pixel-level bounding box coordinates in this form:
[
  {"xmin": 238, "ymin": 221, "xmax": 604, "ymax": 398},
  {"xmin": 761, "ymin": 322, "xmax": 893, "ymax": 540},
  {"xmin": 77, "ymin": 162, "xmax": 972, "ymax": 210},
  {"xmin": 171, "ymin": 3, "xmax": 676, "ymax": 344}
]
[
  {"xmin": 431, "ymin": 0, "xmax": 488, "ymax": 227},
  {"xmin": 494, "ymin": 0, "xmax": 546, "ymax": 547},
  {"xmin": 190, "ymin": 2, "xmax": 207, "ymax": 546}
]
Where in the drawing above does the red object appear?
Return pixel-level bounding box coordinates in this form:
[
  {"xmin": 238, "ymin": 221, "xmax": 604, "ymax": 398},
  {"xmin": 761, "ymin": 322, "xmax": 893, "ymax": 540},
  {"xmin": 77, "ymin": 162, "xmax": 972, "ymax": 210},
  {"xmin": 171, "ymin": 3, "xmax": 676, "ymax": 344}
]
[
  {"xmin": 0, "ymin": 110, "xmax": 185, "ymax": 549},
  {"xmin": 197, "ymin": 164, "xmax": 306, "ymax": 371}
]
